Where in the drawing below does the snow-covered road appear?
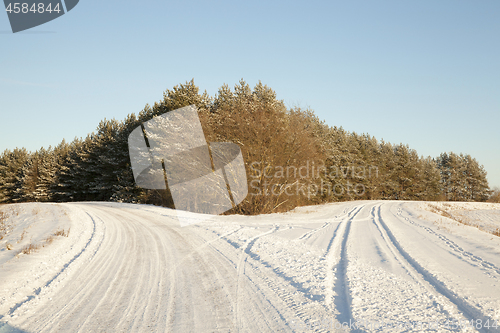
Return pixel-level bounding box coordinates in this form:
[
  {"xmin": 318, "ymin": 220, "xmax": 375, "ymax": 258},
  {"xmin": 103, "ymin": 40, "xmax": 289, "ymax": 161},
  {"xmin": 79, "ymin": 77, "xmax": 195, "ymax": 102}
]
[{"xmin": 1, "ymin": 201, "xmax": 500, "ymax": 332}]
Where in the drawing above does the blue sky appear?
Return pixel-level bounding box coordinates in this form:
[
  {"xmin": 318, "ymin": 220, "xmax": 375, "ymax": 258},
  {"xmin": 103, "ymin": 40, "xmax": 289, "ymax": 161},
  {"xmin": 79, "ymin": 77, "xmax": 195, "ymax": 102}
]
[{"xmin": 1, "ymin": 0, "xmax": 499, "ymax": 188}]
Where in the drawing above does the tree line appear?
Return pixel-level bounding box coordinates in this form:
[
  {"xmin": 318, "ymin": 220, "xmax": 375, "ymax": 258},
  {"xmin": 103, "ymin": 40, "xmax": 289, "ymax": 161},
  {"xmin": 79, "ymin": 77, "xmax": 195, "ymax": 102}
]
[{"xmin": 0, "ymin": 80, "xmax": 493, "ymax": 214}]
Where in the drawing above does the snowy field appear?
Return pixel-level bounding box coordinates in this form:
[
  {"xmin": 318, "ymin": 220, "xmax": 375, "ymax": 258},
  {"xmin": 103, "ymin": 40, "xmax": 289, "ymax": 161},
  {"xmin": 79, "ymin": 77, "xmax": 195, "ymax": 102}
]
[
  {"xmin": 423, "ymin": 202, "xmax": 500, "ymax": 236},
  {"xmin": 1, "ymin": 200, "xmax": 500, "ymax": 332}
]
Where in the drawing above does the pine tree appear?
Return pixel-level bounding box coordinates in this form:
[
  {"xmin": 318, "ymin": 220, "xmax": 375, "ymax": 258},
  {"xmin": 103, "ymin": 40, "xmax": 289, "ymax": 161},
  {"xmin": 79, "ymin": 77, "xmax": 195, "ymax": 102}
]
[
  {"xmin": 82, "ymin": 119, "xmax": 123, "ymax": 201},
  {"xmin": 12, "ymin": 155, "xmax": 37, "ymax": 202},
  {"xmin": 462, "ymin": 154, "xmax": 490, "ymax": 201},
  {"xmin": 391, "ymin": 144, "xmax": 420, "ymax": 200},
  {"xmin": 0, "ymin": 148, "xmax": 30, "ymax": 203},
  {"xmin": 153, "ymin": 79, "xmax": 212, "ymax": 117},
  {"xmin": 437, "ymin": 152, "xmax": 460, "ymax": 201},
  {"xmin": 422, "ymin": 157, "xmax": 442, "ymax": 201},
  {"xmin": 377, "ymin": 141, "xmax": 398, "ymax": 200},
  {"xmin": 437, "ymin": 152, "xmax": 490, "ymax": 202},
  {"xmin": 47, "ymin": 140, "xmax": 71, "ymax": 201},
  {"xmin": 54, "ymin": 137, "xmax": 94, "ymax": 201},
  {"xmin": 109, "ymin": 112, "xmax": 144, "ymax": 203},
  {"xmin": 33, "ymin": 147, "xmax": 56, "ymax": 202}
]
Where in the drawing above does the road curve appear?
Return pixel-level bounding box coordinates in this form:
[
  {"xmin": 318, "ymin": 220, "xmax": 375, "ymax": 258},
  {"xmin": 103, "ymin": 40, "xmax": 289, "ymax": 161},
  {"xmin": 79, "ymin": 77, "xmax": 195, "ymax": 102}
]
[{"xmin": 1, "ymin": 201, "xmax": 499, "ymax": 332}]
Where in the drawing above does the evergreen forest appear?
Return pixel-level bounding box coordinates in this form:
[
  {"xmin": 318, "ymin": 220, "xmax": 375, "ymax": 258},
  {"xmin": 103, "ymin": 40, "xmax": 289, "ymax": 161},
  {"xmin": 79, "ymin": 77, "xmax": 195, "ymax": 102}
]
[{"xmin": 0, "ymin": 80, "xmax": 495, "ymax": 214}]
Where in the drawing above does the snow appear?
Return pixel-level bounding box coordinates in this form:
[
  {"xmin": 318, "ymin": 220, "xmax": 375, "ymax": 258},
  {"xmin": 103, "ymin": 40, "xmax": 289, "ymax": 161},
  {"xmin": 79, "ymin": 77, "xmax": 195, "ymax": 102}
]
[
  {"xmin": 423, "ymin": 202, "xmax": 500, "ymax": 235},
  {"xmin": 1, "ymin": 200, "xmax": 499, "ymax": 332}
]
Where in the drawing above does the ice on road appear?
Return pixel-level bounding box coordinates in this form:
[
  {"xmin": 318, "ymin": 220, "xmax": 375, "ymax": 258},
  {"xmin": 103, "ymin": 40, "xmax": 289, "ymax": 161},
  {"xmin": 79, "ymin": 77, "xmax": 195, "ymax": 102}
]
[{"xmin": 1, "ymin": 201, "xmax": 500, "ymax": 332}]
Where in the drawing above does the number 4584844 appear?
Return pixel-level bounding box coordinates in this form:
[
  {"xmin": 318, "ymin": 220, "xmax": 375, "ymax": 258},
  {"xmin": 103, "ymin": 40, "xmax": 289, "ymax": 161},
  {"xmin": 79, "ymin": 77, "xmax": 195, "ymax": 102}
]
[{"xmin": 5, "ymin": 3, "xmax": 61, "ymax": 14}]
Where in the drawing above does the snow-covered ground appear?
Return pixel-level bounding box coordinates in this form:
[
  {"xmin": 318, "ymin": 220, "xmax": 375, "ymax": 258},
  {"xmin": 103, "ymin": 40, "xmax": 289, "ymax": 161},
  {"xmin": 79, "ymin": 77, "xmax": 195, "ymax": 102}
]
[
  {"xmin": 424, "ymin": 202, "xmax": 500, "ymax": 235},
  {"xmin": 1, "ymin": 201, "xmax": 499, "ymax": 332}
]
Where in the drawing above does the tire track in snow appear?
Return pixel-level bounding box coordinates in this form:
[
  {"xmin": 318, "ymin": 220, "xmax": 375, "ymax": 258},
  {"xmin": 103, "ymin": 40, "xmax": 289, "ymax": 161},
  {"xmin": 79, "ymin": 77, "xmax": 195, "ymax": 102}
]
[
  {"xmin": 10, "ymin": 204, "xmax": 242, "ymax": 332},
  {"xmin": 234, "ymin": 227, "xmax": 280, "ymax": 331},
  {"xmin": 80, "ymin": 210, "xmax": 147, "ymax": 331},
  {"xmin": 324, "ymin": 205, "xmax": 365, "ymax": 328},
  {"xmin": 298, "ymin": 206, "xmax": 358, "ymax": 242},
  {"xmin": 160, "ymin": 222, "xmax": 288, "ymax": 332},
  {"xmin": 98, "ymin": 206, "xmax": 238, "ymax": 332},
  {"xmin": 141, "ymin": 214, "xmax": 237, "ymax": 332},
  {"xmin": 240, "ymin": 252, "xmax": 326, "ymax": 332},
  {"xmin": 4, "ymin": 207, "xmax": 104, "ymax": 329},
  {"xmin": 236, "ymin": 219, "xmax": 350, "ymax": 332},
  {"xmin": 396, "ymin": 205, "xmax": 500, "ymax": 278},
  {"xmin": 217, "ymin": 223, "xmax": 336, "ymax": 332},
  {"xmin": 161, "ymin": 224, "xmax": 244, "ymax": 330},
  {"xmin": 32, "ymin": 209, "xmax": 137, "ymax": 332},
  {"xmin": 373, "ymin": 204, "xmax": 498, "ymax": 333},
  {"xmin": 200, "ymin": 225, "xmax": 295, "ymax": 332},
  {"xmin": 102, "ymin": 209, "xmax": 168, "ymax": 331},
  {"xmin": 297, "ymin": 221, "xmax": 332, "ymax": 241}
]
